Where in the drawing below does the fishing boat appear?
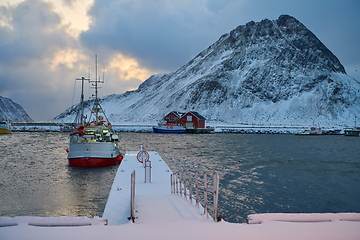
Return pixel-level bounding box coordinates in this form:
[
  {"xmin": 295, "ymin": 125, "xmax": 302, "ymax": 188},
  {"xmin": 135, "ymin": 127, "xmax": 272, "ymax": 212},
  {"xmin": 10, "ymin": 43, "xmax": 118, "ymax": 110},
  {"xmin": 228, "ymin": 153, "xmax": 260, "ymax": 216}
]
[
  {"xmin": 153, "ymin": 123, "xmax": 186, "ymax": 134},
  {"xmin": 295, "ymin": 129, "xmax": 310, "ymax": 135},
  {"xmin": 344, "ymin": 117, "xmax": 360, "ymax": 136},
  {"xmin": 0, "ymin": 120, "xmax": 12, "ymax": 134},
  {"xmin": 309, "ymin": 126, "xmax": 322, "ymax": 135},
  {"xmin": 67, "ymin": 56, "xmax": 123, "ymax": 167},
  {"xmin": 344, "ymin": 127, "xmax": 360, "ymax": 137},
  {"xmin": 295, "ymin": 127, "xmax": 322, "ymax": 135}
]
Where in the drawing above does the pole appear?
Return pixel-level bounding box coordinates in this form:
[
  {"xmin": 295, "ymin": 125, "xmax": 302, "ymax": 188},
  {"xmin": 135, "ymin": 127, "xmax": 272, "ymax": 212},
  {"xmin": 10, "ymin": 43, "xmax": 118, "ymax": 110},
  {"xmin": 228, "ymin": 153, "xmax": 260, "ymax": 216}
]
[{"xmin": 75, "ymin": 76, "xmax": 90, "ymax": 125}]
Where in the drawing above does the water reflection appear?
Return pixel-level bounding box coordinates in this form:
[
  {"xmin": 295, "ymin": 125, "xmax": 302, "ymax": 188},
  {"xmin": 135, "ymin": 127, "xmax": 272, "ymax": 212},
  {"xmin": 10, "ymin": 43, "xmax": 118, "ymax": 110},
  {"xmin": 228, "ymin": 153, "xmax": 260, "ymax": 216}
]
[
  {"xmin": 64, "ymin": 166, "xmax": 118, "ymax": 217},
  {"xmin": 1, "ymin": 132, "xmax": 360, "ymax": 223}
]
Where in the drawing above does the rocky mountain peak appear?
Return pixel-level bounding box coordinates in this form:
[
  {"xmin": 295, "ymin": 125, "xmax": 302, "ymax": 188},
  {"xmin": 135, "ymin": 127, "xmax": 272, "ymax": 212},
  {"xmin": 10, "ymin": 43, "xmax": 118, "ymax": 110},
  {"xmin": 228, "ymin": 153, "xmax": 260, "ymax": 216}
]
[
  {"xmin": 55, "ymin": 15, "xmax": 360, "ymax": 127},
  {"xmin": 179, "ymin": 14, "xmax": 348, "ymax": 106},
  {"xmin": 0, "ymin": 96, "xmax": 33, "ymax": 122}
]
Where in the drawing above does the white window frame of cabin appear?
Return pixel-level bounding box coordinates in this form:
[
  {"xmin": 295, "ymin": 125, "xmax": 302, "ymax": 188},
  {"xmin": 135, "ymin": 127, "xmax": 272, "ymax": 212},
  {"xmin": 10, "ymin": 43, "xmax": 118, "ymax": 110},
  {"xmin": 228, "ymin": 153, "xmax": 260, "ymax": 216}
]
[
  {"xmin": 170, "ymin": 116, "xmax": 175, "ymax": 121},
  {"xmin": 187, "ymin": 115, "xmax": 192, "ymax": 121}
]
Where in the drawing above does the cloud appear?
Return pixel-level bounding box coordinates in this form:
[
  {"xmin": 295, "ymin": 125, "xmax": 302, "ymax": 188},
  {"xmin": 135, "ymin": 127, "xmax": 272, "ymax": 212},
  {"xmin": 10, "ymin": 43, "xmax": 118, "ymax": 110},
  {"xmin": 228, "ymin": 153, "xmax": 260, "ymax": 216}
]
[
  {"xmin": 61, "ymin": 0, "xmax": 76, "ymax": 7},
  {"xmin": 0, "ymin": 0, "xmax": 148, "ymax": 120},
  {"xmin": 80, "ymin": 0, "xmax": 221, "ymax": 72},
  {"xmin": 0, "ymin": 0, "xmax": 86, "ymax": 120},
  {"xmin": 1, "ymin": 0, "xmax": 359, "ymax": 121},
  {"xmin": 1, "ymin": 1, "xmax": 65, "ymax": 65},
  {"xmin": 85, "ymin": 0, "xmax": 359, "ymax": 77}
]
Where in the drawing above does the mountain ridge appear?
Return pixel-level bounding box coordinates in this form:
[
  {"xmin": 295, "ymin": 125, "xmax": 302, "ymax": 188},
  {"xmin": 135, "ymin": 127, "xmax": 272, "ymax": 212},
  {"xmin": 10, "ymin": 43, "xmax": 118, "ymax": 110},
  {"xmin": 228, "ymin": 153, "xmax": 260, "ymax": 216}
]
[
  {"xmin": 0, "ymin": 96, "xmax": 33, "ymax": 122},
  {"xmin": 54, "ymin": 15, "xmax": 360, "ymax": 127}
]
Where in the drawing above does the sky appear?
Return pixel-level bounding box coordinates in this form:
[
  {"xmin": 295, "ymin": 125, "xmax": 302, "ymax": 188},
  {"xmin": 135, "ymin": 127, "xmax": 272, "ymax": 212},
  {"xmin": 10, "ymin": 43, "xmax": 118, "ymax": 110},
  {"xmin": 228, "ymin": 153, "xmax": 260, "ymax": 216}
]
[{"xmin": 0, "ymin": 0, "xmax": 359, "ymax": 121}]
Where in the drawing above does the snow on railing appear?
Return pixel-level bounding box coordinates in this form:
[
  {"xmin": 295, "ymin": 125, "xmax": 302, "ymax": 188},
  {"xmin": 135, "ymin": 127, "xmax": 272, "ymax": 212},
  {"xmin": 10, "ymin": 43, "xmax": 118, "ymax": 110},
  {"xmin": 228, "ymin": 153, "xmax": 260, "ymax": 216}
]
[{"xmin": 170, "ymin": 170, "xmax": 220, "ymax": 221}]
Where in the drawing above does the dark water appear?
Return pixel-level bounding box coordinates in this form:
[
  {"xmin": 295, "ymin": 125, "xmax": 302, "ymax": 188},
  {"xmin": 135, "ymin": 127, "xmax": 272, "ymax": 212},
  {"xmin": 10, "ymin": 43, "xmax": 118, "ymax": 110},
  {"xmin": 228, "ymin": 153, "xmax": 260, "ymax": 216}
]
[{"xmin": 1, "ymin": 132, "xmax": 360, "ymax": 223}]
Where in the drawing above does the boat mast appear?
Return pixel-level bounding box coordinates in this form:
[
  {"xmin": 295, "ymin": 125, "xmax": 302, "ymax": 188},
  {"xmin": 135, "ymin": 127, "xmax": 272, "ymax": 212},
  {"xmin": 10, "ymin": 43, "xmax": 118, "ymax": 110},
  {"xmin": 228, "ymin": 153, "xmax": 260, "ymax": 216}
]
[
  {"xmin": 89, "ymin": 54, "xmax": 104, "ymax": 124},
  {"xmin": 95, "ymin": 54, "xmax": 98, "ymax": 101},
  {"xmin": 355, "ymin": 115, "xmax": 357, "ymax": 128},
  {"xmin": 75, "ymin": 76, "xmax": 90, "ymax": 126},
  {"xmin": 74, "ymin": 54, "xmax": 106, "ymax": 126},
  {"xmin": 94, "ymin": 54, "xmax": 99, "ymax": 124}
]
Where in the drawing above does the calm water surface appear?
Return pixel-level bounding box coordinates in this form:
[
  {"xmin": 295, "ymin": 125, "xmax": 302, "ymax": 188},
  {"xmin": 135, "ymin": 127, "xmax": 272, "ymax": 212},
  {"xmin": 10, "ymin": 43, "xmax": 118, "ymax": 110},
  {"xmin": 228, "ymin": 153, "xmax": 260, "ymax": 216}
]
[{"xmin": 1, "ymin": 132, "xmax": 359, "ymax": 223}]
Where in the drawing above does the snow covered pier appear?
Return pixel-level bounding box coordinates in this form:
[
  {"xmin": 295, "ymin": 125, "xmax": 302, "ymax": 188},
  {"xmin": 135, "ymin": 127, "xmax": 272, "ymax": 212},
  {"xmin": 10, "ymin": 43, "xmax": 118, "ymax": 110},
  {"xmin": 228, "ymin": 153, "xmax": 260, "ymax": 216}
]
[
  {"xmin": 103, "ymin": 150, "xmax": 214, "ymax": 225},
  {"xmin": 1, "ymin": 151, "xmax": 360, "ymax": 240}
]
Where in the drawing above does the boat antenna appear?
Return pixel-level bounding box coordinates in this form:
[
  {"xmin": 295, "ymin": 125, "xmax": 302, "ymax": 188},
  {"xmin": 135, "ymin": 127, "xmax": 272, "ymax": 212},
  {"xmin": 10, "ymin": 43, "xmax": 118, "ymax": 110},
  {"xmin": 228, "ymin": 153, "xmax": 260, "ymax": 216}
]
[
  {"xmin": 355, "ymin": 115, "xmax": 357, "ymax": 127},
  {"xmin": 103, "ymin": 67, "xmax": 106, "ymax": 82},
  {"xmin": 88, "ymin": 54, "xmax": 105, "ymax": 125},
  {"xmin": 75, "ymin": 76, "xmax": 90, "ymax": 125},
  {"xmin": 95, "ymin": 54, "xmax": 98, "ymax": 100}
]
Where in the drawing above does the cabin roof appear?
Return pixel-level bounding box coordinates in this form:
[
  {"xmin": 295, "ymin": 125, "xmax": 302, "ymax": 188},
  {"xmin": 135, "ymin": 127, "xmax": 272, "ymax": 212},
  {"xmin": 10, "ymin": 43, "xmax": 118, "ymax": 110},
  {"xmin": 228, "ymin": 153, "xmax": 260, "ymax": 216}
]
[
  {"xmin": 167, "ymin": 111, "xmax": 185, "ymax": 118},
  {"xmin": 186, "ymin": 111, "xmax": 206, "ymax": 120},
  {"xmin": 165, "ymin": 111, "xmax": 206, "ymax": 120}
]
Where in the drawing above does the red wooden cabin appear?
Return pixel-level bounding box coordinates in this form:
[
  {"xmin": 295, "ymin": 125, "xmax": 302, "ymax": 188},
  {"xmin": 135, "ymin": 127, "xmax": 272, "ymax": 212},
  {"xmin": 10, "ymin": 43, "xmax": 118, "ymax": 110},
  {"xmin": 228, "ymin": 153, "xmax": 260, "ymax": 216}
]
[
  {"xmin": 163, "ymin": 111, "xmax": 184, "ymax": 125},
  {"xmin": 163, "ymin": 111, "xmax": 206, "ymax": 129},
  {"xmin": 181, "ymin": 111, "xmax": 206, "ymax": 129}
]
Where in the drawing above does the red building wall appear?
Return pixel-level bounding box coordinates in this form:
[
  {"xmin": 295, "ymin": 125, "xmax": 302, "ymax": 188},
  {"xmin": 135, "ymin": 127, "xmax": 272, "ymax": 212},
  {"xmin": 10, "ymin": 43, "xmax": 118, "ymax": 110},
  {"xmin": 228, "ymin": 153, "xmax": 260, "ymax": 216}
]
[
  {"xmin": 163, "ymin": 112, "xmax": 183, "ymax": 125},
  {"xmin": 163, "ymin": 111, "xmax": 206, "ymax": 129},
  {"xmin": 181, "ymin": 112, "xmax": 205, "ymax": 129}
]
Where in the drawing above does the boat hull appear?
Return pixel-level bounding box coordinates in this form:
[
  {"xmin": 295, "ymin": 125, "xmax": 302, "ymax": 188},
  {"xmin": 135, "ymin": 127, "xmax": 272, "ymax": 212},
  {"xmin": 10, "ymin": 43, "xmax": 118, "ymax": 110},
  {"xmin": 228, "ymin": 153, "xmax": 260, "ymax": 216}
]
[
  {"xmin": 153, "ymin": 127, "xmax": 186, "ymax": 134},
  {"xmin": 68, "ymin": 155, "xmax": 123, "ymax": 167},
  {"xmin": 67, "ymin": 142, "xmax": 122, "ymax": 167},
  {"xmin": 0, "ymin": 128, "xmax": 12, "ymax": 134},
  {"xmin": 295, "ymin": 127, "xmax": 322, "ymax": 135},
  {"xmin": 0, "ymin": 121, "xmax": 12, "ymax": 134},
  {"xmin": 344, "ymin": 129, "xmax": 360, "ymax": 137}
]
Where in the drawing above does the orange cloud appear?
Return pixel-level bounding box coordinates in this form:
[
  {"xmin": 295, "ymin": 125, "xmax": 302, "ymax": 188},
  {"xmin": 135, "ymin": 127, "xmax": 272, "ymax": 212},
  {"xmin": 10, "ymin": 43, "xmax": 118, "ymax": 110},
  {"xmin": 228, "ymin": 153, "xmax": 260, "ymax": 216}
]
[{"xmin": 108, "ymin": 53, "xmax": 155, "ymax": 81}]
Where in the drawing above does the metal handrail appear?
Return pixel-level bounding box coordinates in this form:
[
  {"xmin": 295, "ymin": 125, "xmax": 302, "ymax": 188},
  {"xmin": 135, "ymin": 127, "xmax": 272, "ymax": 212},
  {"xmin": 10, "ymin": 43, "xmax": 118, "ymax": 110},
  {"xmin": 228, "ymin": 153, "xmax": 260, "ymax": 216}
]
[
  {"xmin": 129, "ymin": 170, "xmax": 136, "ymax": 223},
  {"xmin": 170, "ymin": 169, "xmax": 220, "ymax": 221}
]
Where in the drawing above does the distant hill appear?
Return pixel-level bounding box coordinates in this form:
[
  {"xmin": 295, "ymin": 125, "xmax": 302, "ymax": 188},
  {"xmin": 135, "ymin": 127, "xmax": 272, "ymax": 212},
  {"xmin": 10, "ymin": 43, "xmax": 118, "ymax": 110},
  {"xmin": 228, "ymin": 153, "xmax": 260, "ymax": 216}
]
[
  {"xmin": 54, "ymin": 15, "xmax": 360, "ymax": 127},
  {"xmin": 0, "ymin": 96, "xmax": 33, "ymax": 122}
]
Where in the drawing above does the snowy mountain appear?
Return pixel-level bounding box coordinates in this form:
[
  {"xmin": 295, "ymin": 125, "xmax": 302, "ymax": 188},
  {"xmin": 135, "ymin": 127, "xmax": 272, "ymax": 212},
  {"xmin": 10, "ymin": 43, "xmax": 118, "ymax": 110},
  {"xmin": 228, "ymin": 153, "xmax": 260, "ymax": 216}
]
[
  {"xmin": 0, "ymin": 96, "xmax": 33, "ymax": 122},
  {"xmin": 54, "ymin": 15, "xmax": 360, "ymax": 127}
]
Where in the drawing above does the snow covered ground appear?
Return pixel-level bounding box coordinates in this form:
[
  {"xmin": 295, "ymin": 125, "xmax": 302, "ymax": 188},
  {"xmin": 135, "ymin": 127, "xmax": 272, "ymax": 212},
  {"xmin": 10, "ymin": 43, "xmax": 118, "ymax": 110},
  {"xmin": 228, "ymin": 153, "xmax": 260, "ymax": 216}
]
[
  {"xmin": 1, "ymin": 216, "xmax": 359, "ymax": 240},
  {"xmin": 10, "ymin": 121, "xmax": 346, "ymax": 134}
]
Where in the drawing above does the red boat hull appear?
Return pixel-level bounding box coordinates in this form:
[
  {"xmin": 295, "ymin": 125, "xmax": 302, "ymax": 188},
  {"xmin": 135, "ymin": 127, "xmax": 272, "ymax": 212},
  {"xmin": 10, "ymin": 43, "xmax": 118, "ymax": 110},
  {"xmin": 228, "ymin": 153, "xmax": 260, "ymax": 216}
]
[{"xmin": 68, "ymin": 155, "xmax": 123, "ymax": 167}]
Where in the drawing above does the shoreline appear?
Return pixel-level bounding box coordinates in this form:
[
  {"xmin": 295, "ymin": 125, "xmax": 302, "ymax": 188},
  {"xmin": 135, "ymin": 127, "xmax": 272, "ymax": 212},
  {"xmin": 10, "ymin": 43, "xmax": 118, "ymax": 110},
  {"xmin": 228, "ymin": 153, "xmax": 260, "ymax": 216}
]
[{"xmin": 8, "ymin": 122, "xmax": 345, "ymax": 134}]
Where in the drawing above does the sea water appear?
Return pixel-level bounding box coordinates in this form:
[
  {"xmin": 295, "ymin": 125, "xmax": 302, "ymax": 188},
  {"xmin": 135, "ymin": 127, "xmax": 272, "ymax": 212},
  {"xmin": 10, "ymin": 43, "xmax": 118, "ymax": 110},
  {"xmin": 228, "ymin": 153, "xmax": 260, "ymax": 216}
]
[{"xmin": 1, "ymin": 132, "xmax": 359, "ymax": 223}]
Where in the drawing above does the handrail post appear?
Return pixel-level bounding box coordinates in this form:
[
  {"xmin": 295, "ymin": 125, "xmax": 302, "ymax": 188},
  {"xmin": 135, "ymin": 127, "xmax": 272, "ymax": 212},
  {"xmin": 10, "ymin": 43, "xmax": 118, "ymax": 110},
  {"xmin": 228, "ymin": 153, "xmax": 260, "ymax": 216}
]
[
  {"xmin": 195, "ymin": 171, "xmax": 199, "ymax": 208},
  {"xmin": 175, "ymin": 172, "xmax": 179, "ymax": 194},
  {"xmin": 170, "ymin": 174, "xmax": 174, "ymax": 193},
  {"xmin": 188, "ymin": 171, "xmax": 192, "ymax": 205},
  {"xmin": 179, "ymin": 171, "xmax": 183, "ymax": 197},
  {"xmin": 170, "ymin": 169, "xmax": 220, "ymax": 221},
  {"xmin": 203, "ymin": 172, "xmax": 208, "ymax": 218},
  {"xmin": 213, "ymin": 172, "xmax": 219, "ymax": 221},
  {"xmin": 130, "ymin": 170, "xmax": 136, "ymax": 223},
  {"xmin": 183, "ymin": 170, "xmax": 187, "ymax": 200},
  {"xmin": 144, "ymin": 160, "xmax": 151, "ymax": 183}
]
